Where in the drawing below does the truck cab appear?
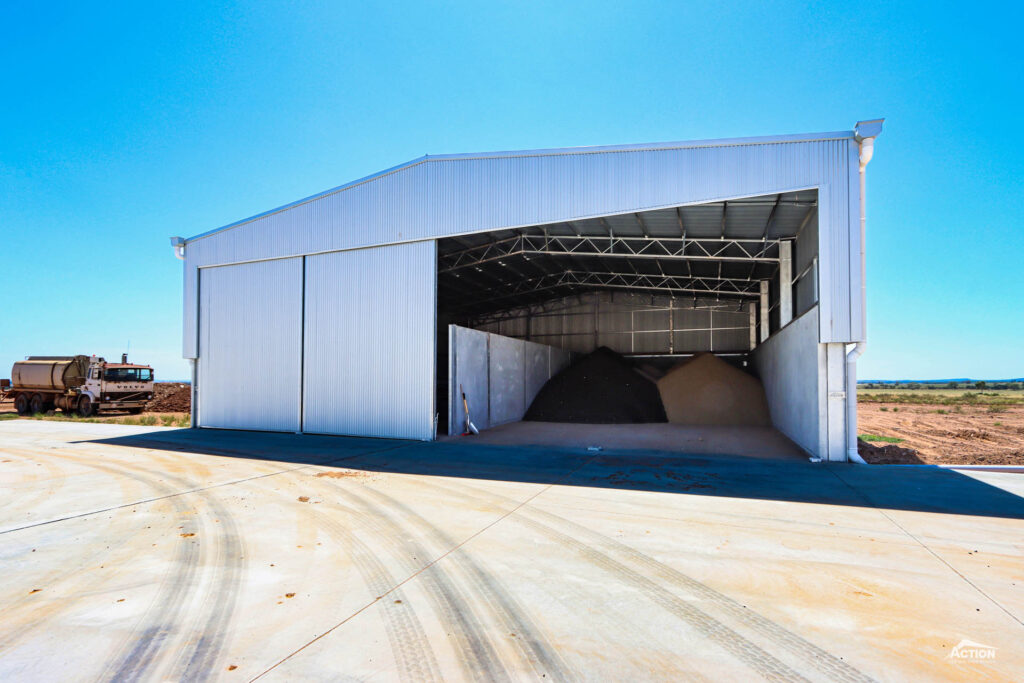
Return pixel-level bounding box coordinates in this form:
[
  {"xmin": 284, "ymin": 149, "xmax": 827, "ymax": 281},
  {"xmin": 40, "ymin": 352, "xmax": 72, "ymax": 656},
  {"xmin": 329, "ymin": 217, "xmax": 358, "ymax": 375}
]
[{"xmin": 85, "ymin": 359, "xmax": 155, "ymax": 414}]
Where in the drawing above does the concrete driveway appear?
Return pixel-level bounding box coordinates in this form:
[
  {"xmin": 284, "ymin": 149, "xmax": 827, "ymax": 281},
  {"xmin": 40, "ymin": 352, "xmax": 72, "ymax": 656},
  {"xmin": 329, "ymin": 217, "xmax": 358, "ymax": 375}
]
[{"xmin": 1, "ymin": 420, "xmax": 1022, "ymax": 681}]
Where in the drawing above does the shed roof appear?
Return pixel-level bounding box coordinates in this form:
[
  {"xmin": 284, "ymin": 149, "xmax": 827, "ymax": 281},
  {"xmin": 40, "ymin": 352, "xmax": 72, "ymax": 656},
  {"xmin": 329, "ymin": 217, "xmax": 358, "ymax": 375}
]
[{"xmin": 185, "ymin": 129, "xmax": 853, "ymax": 245}]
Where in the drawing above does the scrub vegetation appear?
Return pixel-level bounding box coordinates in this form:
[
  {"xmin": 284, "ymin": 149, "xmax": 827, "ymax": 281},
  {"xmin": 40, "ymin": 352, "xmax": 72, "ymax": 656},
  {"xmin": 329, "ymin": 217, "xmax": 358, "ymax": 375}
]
[
  {"xmin": 858, "ymin": 389, "xmax": 1024, "ymax": 407},
  {"xmin": 13, "ymin": 412, "xmax": 191, "ymax": 428},
  {"xmin": 858, "ymin": 433, "xmax": 904, "ymax": 443}
]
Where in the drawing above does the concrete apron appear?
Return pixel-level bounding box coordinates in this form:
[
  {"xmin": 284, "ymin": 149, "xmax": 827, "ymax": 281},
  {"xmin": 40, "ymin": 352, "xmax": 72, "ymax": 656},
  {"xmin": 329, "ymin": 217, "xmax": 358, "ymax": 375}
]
[{"xmin": 1, "ymin": 420, "xmax": 1022, "ymax": 681}]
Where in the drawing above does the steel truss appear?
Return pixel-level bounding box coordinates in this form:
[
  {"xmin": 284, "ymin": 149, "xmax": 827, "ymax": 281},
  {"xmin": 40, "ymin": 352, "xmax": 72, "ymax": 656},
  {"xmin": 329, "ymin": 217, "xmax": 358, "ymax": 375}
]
[
  {"xmin": 465, "ymin": 291, "xmax": 750, "ymax": 328},
  {"xmin": 449, "ymin": 269, "xmax": 760, "ymax": 314},
  {"xmin": 439, "ymin": 234, "xmax": 781, "ymax": 273}
]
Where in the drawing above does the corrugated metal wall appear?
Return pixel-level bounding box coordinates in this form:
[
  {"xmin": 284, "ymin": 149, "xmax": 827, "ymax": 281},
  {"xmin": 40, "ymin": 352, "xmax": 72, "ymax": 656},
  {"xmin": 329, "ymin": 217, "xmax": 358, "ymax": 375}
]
[
  {"xmin": 198, "ymin": 258, "xmax": 303, "ymax": 431},
  {"xmin": 474, "ymin": 292, "xmax": 752, "ymax": 355},
  {"xmin": 302, "ymin": 241, "xmax": 436, "ymax": 440},
  {"xmin": 182, "ymin": 134, "xmax": 862, "ymax": 359}
]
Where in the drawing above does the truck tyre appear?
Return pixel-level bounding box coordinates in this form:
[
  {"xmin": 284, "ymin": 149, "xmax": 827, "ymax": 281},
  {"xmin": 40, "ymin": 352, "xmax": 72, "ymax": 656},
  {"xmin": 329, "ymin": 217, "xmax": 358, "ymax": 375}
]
[
  {"xmin": 29, "ymin": 394, "xmax": 46, "ymax": 414},
  {"xmin": 77, "ymin": 396, "xmax": 95, "ymax": 417},
  {"xmin": 14, "ymin": 394, "xmax": 30, "ymax": 415}
]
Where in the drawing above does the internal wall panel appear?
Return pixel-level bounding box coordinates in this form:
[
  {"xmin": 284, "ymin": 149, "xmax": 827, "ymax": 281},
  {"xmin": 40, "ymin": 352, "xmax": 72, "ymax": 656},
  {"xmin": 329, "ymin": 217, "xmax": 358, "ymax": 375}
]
[
  {"xmin": 448, "ymin": 325, "xmax": 571, "ymax": 434},
  {"xmin": 524, "ymin": 342, "xmax": 551, "ymax": 408},
  {"xmin": 488, "ymin": 334, "xmax": 526, "ymax": 426},
  {"xmin": 448, "ymin": 326, "xmax": 489, "ymax": 433},
  {"xmin": 752, "ymin": 305, "xmax": 821, "ymax": 456},
  {"xmin": 303, "ymin": 241, "xmax": 437, "ymax": 440},
  {"xmin": 198, "ymin": 258, "xmax": 302, "ymax": 431}
]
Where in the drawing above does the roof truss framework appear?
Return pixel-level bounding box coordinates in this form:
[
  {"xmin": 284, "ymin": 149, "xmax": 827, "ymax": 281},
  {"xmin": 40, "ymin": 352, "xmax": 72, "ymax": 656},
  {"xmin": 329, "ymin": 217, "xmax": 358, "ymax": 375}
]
[
  {"xmin": 439, "ymin": 235, "xmax": 781, "ymax": 274},
  {"xmin": 438, "ymin": 191, "xmax": 816, "ymax": 319},
  {"xmin": 450, "ymin": 270, "xmax": 761, "ymax": 315}
]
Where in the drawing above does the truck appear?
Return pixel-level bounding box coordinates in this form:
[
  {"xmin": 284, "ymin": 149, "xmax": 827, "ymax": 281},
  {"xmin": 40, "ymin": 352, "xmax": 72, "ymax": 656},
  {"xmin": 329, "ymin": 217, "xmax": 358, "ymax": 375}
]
[{"xmin": 2, "ymin": 355, "xmax": 154, "ymax": 417}]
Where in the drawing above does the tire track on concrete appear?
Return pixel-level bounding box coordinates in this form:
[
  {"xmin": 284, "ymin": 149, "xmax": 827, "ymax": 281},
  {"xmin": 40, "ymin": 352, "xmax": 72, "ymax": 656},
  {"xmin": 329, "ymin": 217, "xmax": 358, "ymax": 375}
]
[
  {"xmin": 0, "ymin": 446, "xmax": 135, "ymax": 533},
  {"xmin": 0, "ymin": 453, "xmax": 173, "ymax": 656},
  {"xmin": 160, "ymin": 469, "xmax": 245, "ymax": 682},
  {"xmin": 295, "ymin": 488, "xmax": 442, "ymax": 683},
  {"xmin": 2, "ymin": 436, "xmax": 416, "ymax": 678},
  {"xmin": 0, "ymin": 450, "xmax": 68, "ymax": 516},
  {"xmin": 332, "ymin": 486, "xmax": 513, "ymax": 682},
  {"xmin": 348, "ymin": 485, "xmax": 573, "ymax": 682},
  {"xmin": 97, "ymin": 463, "xmax": 205, "ymax": 682},
  {"xmin": 107, "ymin": 447, "xmax": 250, "ymax": 682},
  {"xmin": 432, "ymin": 479, "xmax": 874, "ymax": 683}
]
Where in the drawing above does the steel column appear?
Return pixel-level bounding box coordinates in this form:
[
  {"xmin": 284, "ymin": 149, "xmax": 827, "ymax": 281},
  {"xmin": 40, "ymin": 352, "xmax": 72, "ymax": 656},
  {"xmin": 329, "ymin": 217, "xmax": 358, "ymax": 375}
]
[{"xmin": 779, "ymin": 240, "xmax": 793, "ymax": 327}]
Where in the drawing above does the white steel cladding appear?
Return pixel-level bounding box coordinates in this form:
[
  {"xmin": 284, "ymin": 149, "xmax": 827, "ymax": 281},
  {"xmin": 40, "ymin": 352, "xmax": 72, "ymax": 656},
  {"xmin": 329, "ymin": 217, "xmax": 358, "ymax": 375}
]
[
  {"xmin": 198, "ymin": 258, "xmax": 303, "ymax": 431},
  {"xmin": 302, "ymin": 241, "xmax": 437, "ymax": 440},
  {"xmin": 181, "ymin": 131, "xmax": 864, "ymax": 357}
]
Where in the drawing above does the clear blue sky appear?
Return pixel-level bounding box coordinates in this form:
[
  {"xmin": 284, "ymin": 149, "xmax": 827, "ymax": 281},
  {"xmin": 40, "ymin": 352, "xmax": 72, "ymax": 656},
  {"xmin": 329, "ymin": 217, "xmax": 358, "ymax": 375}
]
[{"xmin": 2, "ymin": 1, "xmax": 1022, "ymax": 381}]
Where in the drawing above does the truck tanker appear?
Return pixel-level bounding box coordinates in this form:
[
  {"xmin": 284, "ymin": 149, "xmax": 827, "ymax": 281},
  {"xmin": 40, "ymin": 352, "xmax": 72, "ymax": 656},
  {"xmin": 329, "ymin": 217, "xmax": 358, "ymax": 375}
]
[{"xmin": 2, "ymin": 355, "xmax": 154, "ymax": 416}]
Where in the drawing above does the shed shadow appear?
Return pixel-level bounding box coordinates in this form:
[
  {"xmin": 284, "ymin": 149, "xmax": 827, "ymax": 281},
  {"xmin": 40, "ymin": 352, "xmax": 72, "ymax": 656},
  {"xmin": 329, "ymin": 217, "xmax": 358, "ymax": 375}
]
[{"xmin": 80, "ymin": 428, "xmax": 1024, "ymax": 521}]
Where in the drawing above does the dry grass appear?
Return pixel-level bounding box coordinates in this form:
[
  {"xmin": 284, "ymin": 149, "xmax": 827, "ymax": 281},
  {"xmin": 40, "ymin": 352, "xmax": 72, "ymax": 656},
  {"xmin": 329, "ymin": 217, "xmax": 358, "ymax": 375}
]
[
  {"xmin": 858, "ymin": 389, "xmax": 1024, "ymax": 407},
  {"xmin": 11, "ymin": 412, "xmax": 190, "ymax": 428}
]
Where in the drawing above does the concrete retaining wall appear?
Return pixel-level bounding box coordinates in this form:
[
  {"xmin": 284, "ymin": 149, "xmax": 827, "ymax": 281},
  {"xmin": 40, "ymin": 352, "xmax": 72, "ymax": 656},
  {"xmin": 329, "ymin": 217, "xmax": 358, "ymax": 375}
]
[
  {"xmin": 449, "ymin": 325, "xmax": 572, "ymax": 435},
  {"xmin": 753, "ymin": 305, "xmax": 822, "ymax": 457}
]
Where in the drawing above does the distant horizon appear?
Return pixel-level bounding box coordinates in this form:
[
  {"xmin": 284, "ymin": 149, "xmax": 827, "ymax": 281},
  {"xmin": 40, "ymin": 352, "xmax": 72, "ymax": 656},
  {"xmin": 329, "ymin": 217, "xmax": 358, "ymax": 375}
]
[{"xmin": 858, "ymin": 378, "xmax": 1024, "ymax": 384}]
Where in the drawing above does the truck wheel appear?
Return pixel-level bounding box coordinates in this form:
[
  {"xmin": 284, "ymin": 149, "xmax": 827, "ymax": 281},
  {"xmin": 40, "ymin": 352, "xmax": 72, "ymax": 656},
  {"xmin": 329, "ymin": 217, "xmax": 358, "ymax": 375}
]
[
  {"xmin": 14, "ymin": 394, "xmax": 30, "ymax": 415},
  {"xmin": 77, "ymin": 396, "xmax": 95, "ymax": 417},
  {"xmin": 29, "ymin": 394, "xmax": 46, "ymax": 414}
]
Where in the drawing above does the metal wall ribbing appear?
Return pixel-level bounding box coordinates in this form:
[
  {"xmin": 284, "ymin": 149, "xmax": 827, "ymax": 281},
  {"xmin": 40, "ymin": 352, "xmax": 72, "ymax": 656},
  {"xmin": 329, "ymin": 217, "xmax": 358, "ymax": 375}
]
[
  {"xmin": 301, "ymin": 241, "xmax": 437, "ymax": 440},
  {"xmin": 198, "ymin": 258, "xmax": 303, "ymax": 431},
  {"xmin": 182, "ymin": 134, "xmax": 861, "ymax": 358},
  {"xmin": 474, "ymin": 292, "xmax": 754, "ymax": 355}
]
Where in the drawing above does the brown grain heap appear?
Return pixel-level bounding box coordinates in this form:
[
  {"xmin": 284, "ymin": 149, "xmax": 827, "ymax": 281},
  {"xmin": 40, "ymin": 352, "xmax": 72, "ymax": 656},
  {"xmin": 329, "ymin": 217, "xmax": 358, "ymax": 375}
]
[{"xmin": 656, "ymin": 353, "xmax": 771, "ymax": 426}]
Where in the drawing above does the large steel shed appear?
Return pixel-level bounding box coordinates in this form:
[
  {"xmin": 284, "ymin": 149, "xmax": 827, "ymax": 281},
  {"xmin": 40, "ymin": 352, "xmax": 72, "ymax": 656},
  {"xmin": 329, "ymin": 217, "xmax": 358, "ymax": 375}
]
[{"xmin": 173, "ymin": 120, "xmax": 883, "ymax": 462}]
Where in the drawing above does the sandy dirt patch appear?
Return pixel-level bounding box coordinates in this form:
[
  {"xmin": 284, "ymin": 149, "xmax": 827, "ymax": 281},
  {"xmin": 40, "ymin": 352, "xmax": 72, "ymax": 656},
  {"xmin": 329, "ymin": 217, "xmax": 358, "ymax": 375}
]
[{"xmin": 858, "ymin": 403, "xmax": 1024, "ymax": 465}]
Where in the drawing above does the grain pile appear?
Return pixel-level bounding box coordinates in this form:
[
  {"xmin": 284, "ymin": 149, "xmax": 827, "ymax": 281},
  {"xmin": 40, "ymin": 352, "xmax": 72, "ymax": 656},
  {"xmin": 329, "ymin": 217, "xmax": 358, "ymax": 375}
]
[
  {"xmin": 524, "ymin": 347, "xmax": 667, "ymax": 424},
  {"xmin": 147, "ymin": 383, "xmax": 191, "ymax": 413},
  {"xmin": 657, "ymin": 353, "xmax": 771, "ymax": 426}
]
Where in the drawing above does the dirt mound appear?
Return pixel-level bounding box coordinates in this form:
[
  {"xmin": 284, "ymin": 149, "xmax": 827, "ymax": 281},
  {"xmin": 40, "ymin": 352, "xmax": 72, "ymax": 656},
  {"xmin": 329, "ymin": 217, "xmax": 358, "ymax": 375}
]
[
  {"xmin": 524, "ymin": 347, "xmax": 667, "ymax": 424},
  {"xmin": 656, "ymin": 353, "xmax": 771, "ymax": 426},
  {"xmin": 857, "ymin": 438, "xmax": 922, "ymax": 464},
  {"xmin": 147, "ymin": 383, "xmax": 191, "ymax": 413}
]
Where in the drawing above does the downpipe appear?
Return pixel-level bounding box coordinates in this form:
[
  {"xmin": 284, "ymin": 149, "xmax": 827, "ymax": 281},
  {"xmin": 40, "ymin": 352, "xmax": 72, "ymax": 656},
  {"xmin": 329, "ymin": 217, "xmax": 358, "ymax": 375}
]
[
  {"xmin": 847, "ymin": 128, "xmax": 878, "ymax": 464},
  {"xmin": 847, "ymin": 341, "xmax": 868, "ymax": 464}
]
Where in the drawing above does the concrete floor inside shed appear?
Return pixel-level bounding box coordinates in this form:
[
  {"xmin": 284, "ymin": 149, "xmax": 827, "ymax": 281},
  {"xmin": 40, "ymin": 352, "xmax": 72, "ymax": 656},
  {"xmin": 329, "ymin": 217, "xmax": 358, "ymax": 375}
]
[
  {"xmin": 441, "ymin": 421, "xmax": 807, "ymax": 461},
  {"xmin": 2, "ymin": 420, "xmax": 1023, "ymax": 681}
]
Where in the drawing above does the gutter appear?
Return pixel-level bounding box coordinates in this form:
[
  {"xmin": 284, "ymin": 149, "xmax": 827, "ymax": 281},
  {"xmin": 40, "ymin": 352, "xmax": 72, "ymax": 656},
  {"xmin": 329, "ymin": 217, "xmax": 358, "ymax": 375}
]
[{"xmin": 846, "ymin": 119, "xmax": 884, "ymax": 464}]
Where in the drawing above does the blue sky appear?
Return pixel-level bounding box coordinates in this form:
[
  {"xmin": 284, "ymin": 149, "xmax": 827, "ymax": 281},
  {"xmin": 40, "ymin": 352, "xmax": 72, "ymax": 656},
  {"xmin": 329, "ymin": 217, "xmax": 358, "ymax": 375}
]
[{"xmin": 2, "ymin": 1, "xmax": 1022, "ymax": 381}]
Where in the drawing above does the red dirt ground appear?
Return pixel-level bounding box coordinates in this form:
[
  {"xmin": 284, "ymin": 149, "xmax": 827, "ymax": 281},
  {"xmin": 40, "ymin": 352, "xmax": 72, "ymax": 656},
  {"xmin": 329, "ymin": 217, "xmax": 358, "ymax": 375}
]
[{"xmin": 857, "ymin": 403, "xmax": 1024, "ymax": 465}]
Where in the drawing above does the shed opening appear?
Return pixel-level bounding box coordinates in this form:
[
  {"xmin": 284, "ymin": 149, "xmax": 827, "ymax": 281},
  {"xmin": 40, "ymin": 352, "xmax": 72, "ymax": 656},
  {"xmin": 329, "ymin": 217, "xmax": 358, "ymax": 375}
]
[{"xmin": 436, "ymin": 192, "xmax": 820, "ymax": 458}]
